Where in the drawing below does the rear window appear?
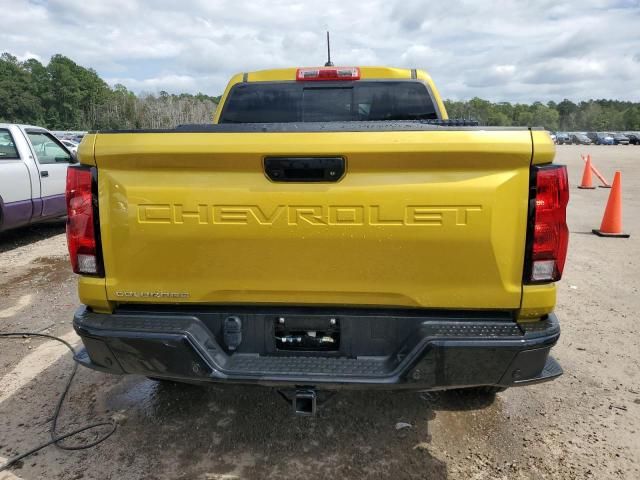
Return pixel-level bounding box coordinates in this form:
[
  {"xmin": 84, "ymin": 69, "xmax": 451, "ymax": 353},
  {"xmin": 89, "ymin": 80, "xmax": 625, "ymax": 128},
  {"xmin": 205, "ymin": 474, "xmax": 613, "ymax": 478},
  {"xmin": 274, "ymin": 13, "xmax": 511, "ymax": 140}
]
[
  {"xmin": 219, "ymin": 81, "xmax": 438, "ymax": 123},
  {"xmin": 0, "ymin": 128, "xmax": 19, "ymax": 159}
]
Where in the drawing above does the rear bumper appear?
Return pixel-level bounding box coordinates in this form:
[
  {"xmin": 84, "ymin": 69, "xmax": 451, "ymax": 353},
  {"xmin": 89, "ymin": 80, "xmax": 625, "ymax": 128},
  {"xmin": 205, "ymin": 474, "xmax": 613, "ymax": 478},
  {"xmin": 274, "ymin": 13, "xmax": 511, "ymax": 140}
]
[{"xmin": 72, "ymin": 306, "xmax": 562, "ymax": 390}]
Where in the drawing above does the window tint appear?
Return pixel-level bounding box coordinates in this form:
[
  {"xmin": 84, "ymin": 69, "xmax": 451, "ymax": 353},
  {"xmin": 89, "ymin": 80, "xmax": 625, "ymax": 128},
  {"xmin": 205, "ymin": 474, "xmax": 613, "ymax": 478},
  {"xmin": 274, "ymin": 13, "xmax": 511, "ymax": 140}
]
[
  {"xmin": 302, "ymin": 88, "xmax": 353, "ymax": 122},
  {"xmin": 0, "ymin": 129, "xmax": 19, "ymax": 160},
  {"xmin": 26, "ymin": 131, "xmax": 71, "ymax": 164},
  {"xmin": 354, "ymin": 82, "xmax": 436, "ymax": 121},
  {"xmin": 220, "ymin": 83, "xmax": 300, "ymax": 123},
  {"xmin": 220, "ymin": 81, "xmax": 438, "ymax": 123}
]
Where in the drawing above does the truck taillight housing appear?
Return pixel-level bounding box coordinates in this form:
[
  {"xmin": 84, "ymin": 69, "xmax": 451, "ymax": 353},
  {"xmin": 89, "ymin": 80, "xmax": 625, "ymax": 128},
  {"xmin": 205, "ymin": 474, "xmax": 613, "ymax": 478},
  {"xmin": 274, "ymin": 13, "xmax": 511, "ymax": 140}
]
[
  {"xmin": 296, "ymin": 67, "xmax": 360, "ymax": 81},
  {"xmin": 66, "ymin": 166, "xmax": 103, "ymax": 276},
  {"xmin": 525, "ymin": 164, "xmax": 569, "ymax": 283}
]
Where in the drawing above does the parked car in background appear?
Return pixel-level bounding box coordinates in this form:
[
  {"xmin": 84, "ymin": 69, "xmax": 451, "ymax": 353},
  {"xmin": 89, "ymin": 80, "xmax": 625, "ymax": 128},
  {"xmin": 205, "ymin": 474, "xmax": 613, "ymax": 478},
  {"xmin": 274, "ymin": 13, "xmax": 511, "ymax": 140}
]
[
  {"xmin": 625, "ymin": 132, "xmax": 640, "ymax": 145},
  {"xmin": 53, "ymin": 131, "xmax": 87, "ymax": 144},
  {"xmin": 0, "ymin": 123, "xmax": 76, "ymax": 232},
  {"xmin": 570, "ymin": 133, "xmax": 592, "ymax": 145},
  {"xmin": 587, "ymin": 132, "xmax": 614, "ymax": 145},
  {"xmin": 609, "ymin": 133, "xmax": 630, "ymax": 145},
  {"xmin": 555, "ymin": 132, "xmax": 571, "ymax": 145},
  {"xmin": 549, "ymin": 132, "xmax": 557, "ymax": 143},
  {"xmin": 61, "ymin": 139, "xmax": 79, "ymax": 155}
]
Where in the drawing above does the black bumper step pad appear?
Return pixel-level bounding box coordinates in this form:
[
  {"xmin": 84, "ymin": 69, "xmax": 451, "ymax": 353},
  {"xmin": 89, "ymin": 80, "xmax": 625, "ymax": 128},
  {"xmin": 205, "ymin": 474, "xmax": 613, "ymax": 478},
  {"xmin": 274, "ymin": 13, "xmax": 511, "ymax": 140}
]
[{"xmin": 226, "ymin": 354, "xmax": 389, "ymax": 377}]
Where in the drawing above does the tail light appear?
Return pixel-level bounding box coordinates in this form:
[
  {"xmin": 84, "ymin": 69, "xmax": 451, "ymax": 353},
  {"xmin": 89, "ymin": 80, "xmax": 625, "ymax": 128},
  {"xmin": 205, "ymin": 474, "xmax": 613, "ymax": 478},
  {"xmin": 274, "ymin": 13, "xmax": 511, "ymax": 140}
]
[
  {"xmin": 296, "ymin": 67, "xmax": 360, "ymax": 81},
  {"xmin": 525, "ymin": 164, "xmax": 569, "ymax": 283},
  {"xmin": 66, "ymin": 166, "xmax": 103, "ymax": 276}
]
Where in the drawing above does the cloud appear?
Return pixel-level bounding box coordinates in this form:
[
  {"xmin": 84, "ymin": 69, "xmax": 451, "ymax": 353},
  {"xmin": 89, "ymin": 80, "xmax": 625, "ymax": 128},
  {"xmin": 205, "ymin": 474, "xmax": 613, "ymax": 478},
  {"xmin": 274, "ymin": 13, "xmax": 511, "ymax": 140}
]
[
  {"xmin": 15, "ymin": 51, "xmax": 42, "ymax": 62},
  {"xmin": 104, "ymin": 74, "xmax": 199, "ymax": 93},
  {"xmin": 1, "ymin": 0, "xmax": 639, "ymax": 102},
  {"xmin": 465, "ymin": 65, "xmax": 517, "ymax": 88},
  {"xmin": 521, "ymin": 58, "xmax": 607, "ymax": 85}
]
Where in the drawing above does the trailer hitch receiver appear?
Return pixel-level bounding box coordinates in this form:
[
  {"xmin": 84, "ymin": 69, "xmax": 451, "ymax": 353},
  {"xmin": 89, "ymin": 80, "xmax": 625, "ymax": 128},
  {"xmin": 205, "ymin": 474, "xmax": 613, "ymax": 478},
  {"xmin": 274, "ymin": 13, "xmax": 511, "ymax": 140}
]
[{"xmin": 293, "ymin": 388, "xmax": 317, "ymax": 416}]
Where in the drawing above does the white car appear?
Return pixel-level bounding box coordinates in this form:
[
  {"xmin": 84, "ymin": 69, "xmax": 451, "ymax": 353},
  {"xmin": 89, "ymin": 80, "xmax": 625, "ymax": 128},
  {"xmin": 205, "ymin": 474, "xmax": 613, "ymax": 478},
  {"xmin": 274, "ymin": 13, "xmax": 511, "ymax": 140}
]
[
  {"xmin": 0, "ymin": 123, "xmax": 76, "ymax": 232},
  {"xmin": 61, "ymin": 139, "xmax": 79, "ymax": 155}
]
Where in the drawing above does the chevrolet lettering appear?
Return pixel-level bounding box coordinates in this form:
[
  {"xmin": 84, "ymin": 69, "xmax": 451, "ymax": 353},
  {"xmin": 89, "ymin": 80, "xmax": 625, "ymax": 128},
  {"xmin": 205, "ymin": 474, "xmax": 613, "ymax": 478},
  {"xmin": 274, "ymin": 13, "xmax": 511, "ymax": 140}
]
[{"xmin": 136, "ymin": 204, "xmax": 484, "ymax": 226}]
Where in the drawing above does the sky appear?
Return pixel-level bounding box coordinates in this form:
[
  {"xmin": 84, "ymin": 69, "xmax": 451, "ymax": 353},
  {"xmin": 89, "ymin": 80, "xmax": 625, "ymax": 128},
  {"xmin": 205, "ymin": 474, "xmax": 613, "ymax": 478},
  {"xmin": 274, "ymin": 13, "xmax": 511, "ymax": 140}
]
[{"xmin": 2, "ymin": 0, "xmax": 640, "ymax": 102}]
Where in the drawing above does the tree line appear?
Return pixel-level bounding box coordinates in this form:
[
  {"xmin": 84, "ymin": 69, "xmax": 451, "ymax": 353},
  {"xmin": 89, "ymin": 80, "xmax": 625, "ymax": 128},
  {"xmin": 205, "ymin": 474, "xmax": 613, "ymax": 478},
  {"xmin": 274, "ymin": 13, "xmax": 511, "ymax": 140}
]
[
  {"xmin": 1, "ymin": 52, "xmax": 639, "ymax": 131},
  {"xmin": 0, "ymin": 53, "xmax": 219, "ymax": 130},
  {"xmin": 445, "ymin": 98, "xmax": 640, "ymax": 132}
]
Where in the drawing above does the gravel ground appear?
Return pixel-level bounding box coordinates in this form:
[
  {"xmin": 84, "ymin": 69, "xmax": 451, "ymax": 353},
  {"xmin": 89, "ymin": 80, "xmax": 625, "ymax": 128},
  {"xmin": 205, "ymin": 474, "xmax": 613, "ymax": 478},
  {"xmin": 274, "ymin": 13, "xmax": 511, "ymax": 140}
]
[{"xmin": 0, "ymin": 145, "xmax": 638, "ymax": 480}]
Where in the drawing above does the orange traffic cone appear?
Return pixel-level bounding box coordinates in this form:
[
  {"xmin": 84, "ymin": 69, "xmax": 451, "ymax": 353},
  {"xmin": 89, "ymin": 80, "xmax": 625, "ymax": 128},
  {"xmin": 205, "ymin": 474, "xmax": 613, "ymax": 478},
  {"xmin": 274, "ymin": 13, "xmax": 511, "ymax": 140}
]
[
  {"xmin": 582, "ymin": 154, "xmax": 611, "ymax": 188},
  {"xmin": 592, "ymin": 171, "xmax": 630, "ymax": 238},
  {"xmin": 578, "ymin": 155, "xmax": 596, "ymax": 189}
]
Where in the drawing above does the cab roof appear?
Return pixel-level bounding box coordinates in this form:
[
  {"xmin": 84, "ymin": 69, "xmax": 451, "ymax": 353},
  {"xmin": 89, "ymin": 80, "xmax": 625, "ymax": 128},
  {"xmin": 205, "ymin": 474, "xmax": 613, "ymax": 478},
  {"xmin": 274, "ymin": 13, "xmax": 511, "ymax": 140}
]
[{"xmin": 240, "ymin": 66, "xmax": 428, "ymax": 82}]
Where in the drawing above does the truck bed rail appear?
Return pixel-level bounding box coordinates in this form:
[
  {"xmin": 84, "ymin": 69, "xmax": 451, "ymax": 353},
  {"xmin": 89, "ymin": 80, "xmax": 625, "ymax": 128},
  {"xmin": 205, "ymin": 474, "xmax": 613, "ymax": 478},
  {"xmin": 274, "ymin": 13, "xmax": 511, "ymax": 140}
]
[{"xmin": 92, "ymin": 120, "xmax": 548, "ymax": 134}]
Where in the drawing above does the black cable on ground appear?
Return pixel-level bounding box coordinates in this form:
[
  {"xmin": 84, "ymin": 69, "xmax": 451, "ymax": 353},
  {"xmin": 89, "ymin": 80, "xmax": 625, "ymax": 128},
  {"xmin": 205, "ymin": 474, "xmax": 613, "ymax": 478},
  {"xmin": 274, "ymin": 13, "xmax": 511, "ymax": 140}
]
[{"xmin": 0, "ymin": 332, "xmax": 117, "ymax": 472}]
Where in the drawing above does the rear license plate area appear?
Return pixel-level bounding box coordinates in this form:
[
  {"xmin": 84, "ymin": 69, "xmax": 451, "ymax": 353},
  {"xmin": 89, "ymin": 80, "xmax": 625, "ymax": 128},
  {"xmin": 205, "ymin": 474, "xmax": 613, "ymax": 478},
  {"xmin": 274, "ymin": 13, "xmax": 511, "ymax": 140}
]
[{"xmin": 274, "ymin": 316, "xmax": 340, "ymax": 352}]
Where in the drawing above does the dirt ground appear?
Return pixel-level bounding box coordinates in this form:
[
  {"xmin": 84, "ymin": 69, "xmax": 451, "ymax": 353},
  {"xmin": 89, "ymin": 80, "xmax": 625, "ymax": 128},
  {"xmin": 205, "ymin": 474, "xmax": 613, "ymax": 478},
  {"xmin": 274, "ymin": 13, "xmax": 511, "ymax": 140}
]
[{"xmin": 0, "ymin": 145, "xmax": 638, "ymax": 480}]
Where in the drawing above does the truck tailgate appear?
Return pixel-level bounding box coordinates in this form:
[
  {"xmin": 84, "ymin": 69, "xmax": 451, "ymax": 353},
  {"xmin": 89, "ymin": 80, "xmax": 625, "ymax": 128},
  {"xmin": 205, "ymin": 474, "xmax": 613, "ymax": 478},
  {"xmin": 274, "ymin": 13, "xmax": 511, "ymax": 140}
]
[{"xmin": 93, "ymin": 130, "xmax": 533, "ymax": 309}]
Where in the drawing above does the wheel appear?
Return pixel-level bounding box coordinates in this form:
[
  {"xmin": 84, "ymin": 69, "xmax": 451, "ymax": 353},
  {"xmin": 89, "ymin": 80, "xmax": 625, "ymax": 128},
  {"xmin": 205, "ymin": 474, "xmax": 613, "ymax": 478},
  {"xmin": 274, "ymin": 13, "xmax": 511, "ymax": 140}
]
[
  {"xmin": 437, "ymin": 386, "xmax": 507, "ymax": 408},
  {"xmin": 147, "ymin": 376, "xmax": 179, "ymax": 384},
  {"xmin": 479, "ymin": 386, "xmax": 507, "ymax": 394},
  {"xmin": 449, "ymin": 386, "xmax": 507, "ymax": 396},
  {"xmin": 146, "ymin": 376, "xmax": 207, "ymax": 387},
  {"xmin": 464, "ymin": 386, "xmax": 506, "ymax": 394}
]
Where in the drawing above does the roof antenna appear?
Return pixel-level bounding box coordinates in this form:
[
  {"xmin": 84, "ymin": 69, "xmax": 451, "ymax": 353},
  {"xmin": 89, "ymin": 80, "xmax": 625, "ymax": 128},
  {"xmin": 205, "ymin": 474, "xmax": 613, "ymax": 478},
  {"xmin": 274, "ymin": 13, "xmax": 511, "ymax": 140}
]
[{"xmin": 325, "ymin": 31, "xmax": 334, "ymax": 67}]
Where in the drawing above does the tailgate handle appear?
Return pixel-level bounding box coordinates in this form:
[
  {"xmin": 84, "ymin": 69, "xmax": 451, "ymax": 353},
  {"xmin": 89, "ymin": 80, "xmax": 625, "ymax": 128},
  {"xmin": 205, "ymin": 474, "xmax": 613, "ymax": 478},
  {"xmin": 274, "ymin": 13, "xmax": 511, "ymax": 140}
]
[{"xmin": 264, "ymin": 157, "xmax": 345, "ymax": 182}]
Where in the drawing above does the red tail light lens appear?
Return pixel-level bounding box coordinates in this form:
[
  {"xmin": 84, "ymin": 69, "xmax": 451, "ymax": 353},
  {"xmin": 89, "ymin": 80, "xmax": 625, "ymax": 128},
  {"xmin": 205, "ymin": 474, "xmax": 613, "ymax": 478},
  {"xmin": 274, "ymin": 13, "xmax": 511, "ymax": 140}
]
[
  {"xmin": 526, "ymin": 165, "xmax": 569, "ymax": 282},
  {"xmin": 66, "ymin": 166, "xmax": 103, "ymax": 276},
  {"xmin": 296, "ymin": 67, "xmax": 360, "ymax": 81}
]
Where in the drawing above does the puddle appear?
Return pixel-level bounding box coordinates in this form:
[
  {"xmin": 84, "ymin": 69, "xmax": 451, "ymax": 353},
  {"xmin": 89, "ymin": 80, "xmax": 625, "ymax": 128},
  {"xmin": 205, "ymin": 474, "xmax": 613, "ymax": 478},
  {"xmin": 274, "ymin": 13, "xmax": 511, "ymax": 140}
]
[
  {"xmin": 104, "ymin": 376, "xmax": 214, "ymax": 418},
  {"xmin": 95, "ymin": 380, "xmax": 449, "ymax": 478},
  {"xmin": 2, "ymin": 256, "xmax": 71, "ymax": 288}
]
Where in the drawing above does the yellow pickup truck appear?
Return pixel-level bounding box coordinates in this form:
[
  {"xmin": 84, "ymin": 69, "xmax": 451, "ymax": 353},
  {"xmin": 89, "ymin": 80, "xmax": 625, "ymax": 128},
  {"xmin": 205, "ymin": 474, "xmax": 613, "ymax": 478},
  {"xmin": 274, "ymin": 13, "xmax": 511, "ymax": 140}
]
[{"xmin": 67, "ymin": 66, "xmax": 567, "ymax": 414}]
